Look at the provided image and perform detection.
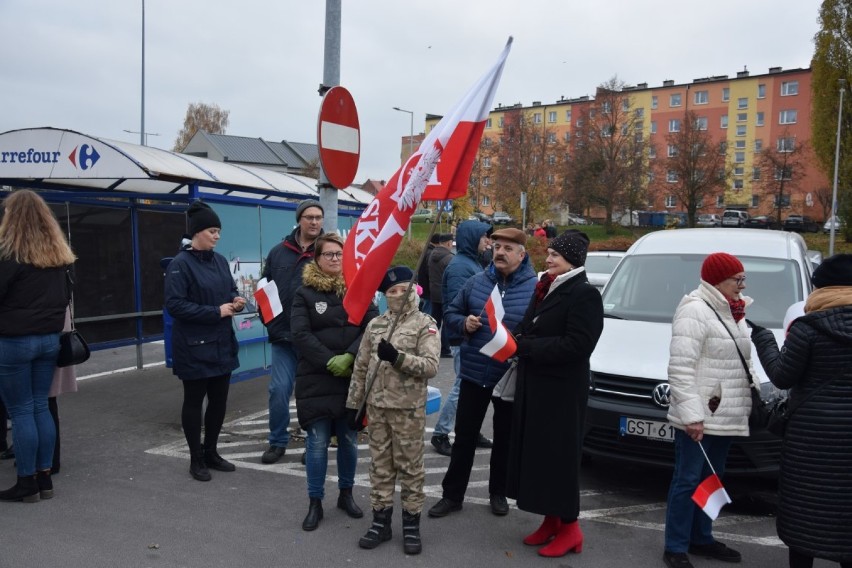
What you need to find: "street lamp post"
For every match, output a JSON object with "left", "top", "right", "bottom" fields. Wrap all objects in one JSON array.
[
  {"left": 392, "top": 106, "right": 414, "bottom": 161},
  {"left": 124, "top": 130, "right": 160, "bottom": 145},
  {"left": 140, "top": 0, "right": 146, "bottom": 146},
  {"left": 830, "top": 78, "right": 846, "bottom": 256}
]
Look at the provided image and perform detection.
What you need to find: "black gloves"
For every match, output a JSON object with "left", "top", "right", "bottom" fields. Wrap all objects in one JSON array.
[
  {"left": 515, "top": 337, "right": 533, "bottom": 358},
  {"left": 745, "top": 319, "right": 767, "bottom": 335},
  {"left": 346, "top": 408, "right": 365, "bottom": 432},
  {"left": 377, "top": 339, "right": 399, "bottom": 365}
]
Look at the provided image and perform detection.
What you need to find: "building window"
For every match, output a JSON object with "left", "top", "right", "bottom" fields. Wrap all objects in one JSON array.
[
  {"left": 735, "top": 151, "right": 745, "bottom": 163},
  {"left": 756, "top": 112, "right": 765, "bottom": 126},
  {"left": 548, "top": 111, "right": 557, "bottom": 123},
  {"left": 547, "top": 132, "right": 557, "bottom": 143},
  {"left": 547, "top": 174, "right": 555, "bottom": 184},
  {"left": 651, "top": 95, "right": 658, "bottom": 109},
  {"left": 779, "top": 110, "right": 798, "bottom": 124},
  {"left": 650, "top": 121, "right": 657, "bottom": 134},
  {"left": 721, "top": 115, "right": 728, "bottom": 128},
  {"left": 483, "top": 157, "right": 491, "bottom": 168},
  {"left": 635, "top": 120, "right": 644, "bottom": 130},
  {"left": 667, "top": 170, "right": 678, "bottom": 183},
  {"left": 754, "top": 139, "right": 763, "bottom": 152},
  {"left": 735, "top": 125, "right": 746, "bottom": 137},
  {"left": 695, "top": 116, "right": 708, "bottom": 130},
  {"left": 470, "top": 196, "right": 477, "bottom": 207},
  {"left": 734, "top": 166, "right": 744, "bottom": 176},
  {"left": 484, "top": 137, "right": 492, "bottom": 147},
  {"left": 752, "top": 195, "right": 760, "bottom": 208},
  {"left": 667, "top": 144, "right": 678, "bottom": 157},
  {"left": 737, "top": 97, "right": 748, "bottom": 109},
  {"left": 565, "top": 109, "right": 572, "bottom": 122},
  {"left": 775, "top": 166, "right": 793, "bottom": 181},
  {"left": 737, "top": 113, "right": 748, "bottom": 122},
  {"left": 533, "top": 134, "right": 541, "bottom": 144},
  {"left": 758, "top": 84, "right": 766, "bottom": 98},
  {"left": 498, "top": 117, "right": 504, "bottom": 128},
  {"left": 753, "top": 167, "right": 761, "bottom": 180},
  {"left": 781, "top": 81, "right": 799, "bottom": 96},
  {"left": 486, "top": 118, "right": 492, "bottom": 128},
  {"left": 670, "top": 93, "right": 682, "bottom": 107},
  {"left": 483, "top": 176, "right": 490, "bottom": 187},
  {"left": 716, "top": 195, "right": 725, "bottom": 207},
  {"left": 482, "top": 196, "right": 490, "bottom": 206},
  {"left": 601, "top": 101, "right": 612, "bottom": 114},
  {"left": 733, "top": 179, "right": 744, "bottom": 190},
  {"left": 777, "top": 137, "right": 796, "bottom": 152},
  {"left": 722, "top": 87, "right": 730, "bottom": 102},
  {"left": 669, "top": 119, "right": 681, "bottom": 132},
  {"left": 533, "top": 113, "right": 542, "bottom": 124},
  {"left": 548, "top": 154, "right": 556, "bottom": 165},
  {"left": 665, "top": 195, "right": 677, "bottom": 208},
  {"left": 735, "top": 140, "right": 746, "bottom": 149},
  {"left": 564, "top": 131, "right": 571, "bottom": 142},
  {"left": 635, "top": 107, "right": 645, "bottom": 118},
  {"left": 774, "top": 194, "right": 791, "bottom": 207},
  {"left": 694, "top": 91, "right": 709, "bottom": 105},
  {"left": 649, "top": 146, "right": 657, "bottom": 159},
  {"left": 719, "top": 141, "right": 728, "bottom": 154},
  {"left": 576, "top": 119, "right": 584, "bottom": 127}
]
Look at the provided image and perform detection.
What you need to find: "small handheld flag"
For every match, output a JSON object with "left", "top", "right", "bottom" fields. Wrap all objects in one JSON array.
[
  {"left": 253, "top": 278, "right": 282, "bottom": 324},
  {"left": 691, "top": 441, "right": 732, "bottom": 520},
  {"left": 479, "top": 284, "right": 517, "bottom": 362}
]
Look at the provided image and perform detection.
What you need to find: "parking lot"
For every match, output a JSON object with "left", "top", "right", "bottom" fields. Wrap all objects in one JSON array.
[{"left": 0, "top": 345, "right": 807, "bottom": 568}]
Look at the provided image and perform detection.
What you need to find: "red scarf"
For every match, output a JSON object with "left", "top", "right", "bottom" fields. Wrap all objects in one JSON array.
[
  {"left": 728, "top": 298, "right": 745, "bottom": 322},
  {"left": 533, "top": 272, "right": 555, "bottom": 308}
]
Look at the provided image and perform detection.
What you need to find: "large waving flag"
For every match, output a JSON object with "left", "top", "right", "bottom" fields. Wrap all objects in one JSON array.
[
  {"left": 343, "top": 38, "right": 513, "bottom": 325},
  {"left": 479, "top": 284, "right": 517, "bottom": 362}
]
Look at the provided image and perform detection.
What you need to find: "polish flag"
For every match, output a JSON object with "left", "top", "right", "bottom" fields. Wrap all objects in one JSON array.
[
  {"left": 479, "top": 284, "right": 517, "bottom": 362},
  {"left": 691, "top": 474, "right": 731, "bottom": 520},
  {"left": 342, "top": 38, "right": 513, "bottom": 325},
  {"left": 253, "top": 278, "right": 282, "bottom": 324}
]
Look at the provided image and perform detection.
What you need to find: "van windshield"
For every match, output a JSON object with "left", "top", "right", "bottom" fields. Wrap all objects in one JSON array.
[{"left": 600, "top": 254, "right": 803, "bottom": 327}]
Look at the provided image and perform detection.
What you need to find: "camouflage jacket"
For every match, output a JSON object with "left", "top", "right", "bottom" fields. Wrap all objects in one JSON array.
[{"left": 347, "top": 289, "right": 440, "bottom": 410}]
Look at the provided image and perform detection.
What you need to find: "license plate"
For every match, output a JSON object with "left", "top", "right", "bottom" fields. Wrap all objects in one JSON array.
[{"left": 619, "top": 417, "right": 675, "bottom": 442}]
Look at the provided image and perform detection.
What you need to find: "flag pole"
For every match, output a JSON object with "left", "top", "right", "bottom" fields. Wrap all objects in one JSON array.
[{"left": 697, "top": 440, "right": 718, "bottom": 476}]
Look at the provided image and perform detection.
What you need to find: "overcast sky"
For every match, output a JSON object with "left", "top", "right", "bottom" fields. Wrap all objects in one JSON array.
[{"left": 0, "top": 0, "right": 823, "bottom": 185}]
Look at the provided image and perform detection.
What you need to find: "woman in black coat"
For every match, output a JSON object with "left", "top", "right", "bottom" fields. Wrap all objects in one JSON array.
[
  {"left": 165, "top": 201, "right": 244, "bottom": 482},
  {"left": 291, "top": 233, "right": 378, "bottom": 532},
  {"left": 750, "top": 254, "right": 852, "bottom": 568},
  {"left": 507, "top": 230, "right": 603, "bottom": 558}
]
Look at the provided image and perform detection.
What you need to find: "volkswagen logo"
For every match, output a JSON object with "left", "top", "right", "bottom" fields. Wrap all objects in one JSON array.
[{"left": 652, "top": 383, "right": 671, "bottom": 408}]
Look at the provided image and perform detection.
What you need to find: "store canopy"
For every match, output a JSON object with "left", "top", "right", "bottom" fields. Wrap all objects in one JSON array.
[{"left": 0, "top": 127, "right": 373, "bottom": 206}]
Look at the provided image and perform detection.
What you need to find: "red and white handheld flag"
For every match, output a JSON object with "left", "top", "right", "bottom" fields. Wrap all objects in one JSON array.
[
  {"left": 479, "top": 284, "right": 517, "bottom": 362},
  {"left": 253, "top": 278, "right": 282, "bottom": 324},
  {"left": 691, "top": 473, "right": 731, "bottom": 520},
  {"left": 342, "top": 38, "right": 513, "bottom": 325}
]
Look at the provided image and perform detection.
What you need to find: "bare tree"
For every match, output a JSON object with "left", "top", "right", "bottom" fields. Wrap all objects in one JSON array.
[
  {"left": 468, "top": 137, "right": 497, "bottom": 214},
  {"left": 173, "top": 102, "right": 230, "bottom": 152},
  {"left": 815, "top": 185, "right": 834, "bottom": 221},
  {"left": 754, "top": 130, "right": 809, "bottom": 222},
  {"left": 651, "top": 110, "right": 729, "bottom": 227}
]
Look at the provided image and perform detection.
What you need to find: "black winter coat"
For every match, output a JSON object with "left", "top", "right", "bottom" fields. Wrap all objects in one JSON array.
[
  {"left": 165, "top": 249, "right": 240, "bottom": 381},
  {"left": 751, "top": 305, "right": 852, "bottom": 562},
  {"left": 291, "top": 263, "right": 378, "bottom": 428},
  {"left": 262, "top": 228, "right": 319, "bottom": 344},
  {"left": 0, "top": 259, "right": 70, "bottom": 336},
  {"left": 506, "top": 270, "right": 603, "bottom": 519}
]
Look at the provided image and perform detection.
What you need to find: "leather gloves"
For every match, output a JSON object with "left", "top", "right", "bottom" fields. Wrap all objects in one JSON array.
[
  {"left": 745, "top": 319, "right": 767, "bottom": 335},
  {"left": 515, "top": 337, "right": 533, "bottom": 358},
  {"left": 377, "top": 339, "right": 399, "bottom": 365},
  {"left": 327, "top": 353, "right": 355, "bottom": 377}
]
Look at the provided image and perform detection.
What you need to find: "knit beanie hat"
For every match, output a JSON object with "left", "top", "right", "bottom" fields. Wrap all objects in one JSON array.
[
  {"left": 550, "top": 229, "right": 590, "bottom": 267},
  {"left": 186, "top": 201, "right": 221, "bottom": 235},
  {"left": 296, "top": 199, "right": 324, "bottom": 221},
  {"left": 701, "top": 252, "right": 744, "bottom": 285},
  {"left": 379, "top": 266, "right": 414, "bottom": 293},
  {"left": 811, "top": 253, "right": 852, "bottom": 288}
]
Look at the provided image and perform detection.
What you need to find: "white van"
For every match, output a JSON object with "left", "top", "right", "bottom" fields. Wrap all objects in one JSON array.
[{"left": 721, "top": 209, "right": 749, "bottom": 227}]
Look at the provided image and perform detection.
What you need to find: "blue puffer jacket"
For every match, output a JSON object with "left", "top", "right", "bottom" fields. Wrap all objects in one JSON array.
[
  {"left": 442, "top": 221, "right": 490, "bottom": 344},
  {"left": 444, "top": 255, "right": 537, "bottom": 388}
]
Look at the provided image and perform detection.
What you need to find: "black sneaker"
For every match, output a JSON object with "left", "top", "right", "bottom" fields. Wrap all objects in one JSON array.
[
  {"left": 663, "top": 551, "right": 695, "bottom": 568},
  {"left": 688, "top": 541, "right": 742, "bottom": 563},
  {"left": 427, "top": 498, "right": 462, "bottom": 518},
  {"left": 261, "top": 445, "right": 286, "bottom": 464},
  {"left": 431, "top": 435, "right": 452, "bottom": 456},
  {"left": 489, "top": 494, "right": 509, "bottom": 516},
  {"left": 475, "top": 433, "right": 493, "bottom": 449}
]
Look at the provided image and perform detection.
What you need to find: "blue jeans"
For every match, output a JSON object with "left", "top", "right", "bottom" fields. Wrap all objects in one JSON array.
[
  {"left": 0, "top": 334, "right": 60, "bottom": 476},
  {"left": 268, "top": 342, "right": 298, "bottom": 447},
  {"left": 420, "top": 298, "right": 432, "bottom": 316},
  {"left": 305, "top": 417, "right": 358, "bottom": 500},
  {"left": 664, "top": 430, "right": 732, "bottom": 553},
  {"left": 433, "top": 346, "right": 461, "bottom": 436}
]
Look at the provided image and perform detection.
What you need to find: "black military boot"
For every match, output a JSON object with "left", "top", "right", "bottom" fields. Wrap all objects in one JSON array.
[
  {"left": 337, "top": 487, "right": 363, "bottom": 518},
  {"left": 402, "top": 510, "right": 422, "bottom": 555},
  {"left": 359, "top": 507, "right": 393, "bottom": 549},
  {"left": 0, "top": 475, "right": 39, "bottom": 503},
  {"left": 36, "top": 470, "right": 54, "bottom": 499},
  {"left": 302, "top": 497, "right": 323, "bottom": 531},
  {"left": 189, "top": 450, "right": 211, "bottom": 482},
  {"left": 203, "top": 446, "right": 236, "bottom": 472}
]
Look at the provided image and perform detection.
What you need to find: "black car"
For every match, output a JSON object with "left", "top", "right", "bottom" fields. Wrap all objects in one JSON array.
[
  {"left": 744, "top": 215, "right": 779, "bottom": 229},
  {"left": 783, "top": 215, "right": 820, "bottom": 233}
]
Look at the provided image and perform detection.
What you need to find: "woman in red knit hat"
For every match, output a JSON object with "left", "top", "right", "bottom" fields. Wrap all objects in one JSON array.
[{"left": 662, "top": 252, "right": 755, "bottom": 568}]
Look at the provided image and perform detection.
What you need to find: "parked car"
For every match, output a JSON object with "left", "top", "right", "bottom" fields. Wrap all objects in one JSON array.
[
  {"left": 744, "top": 215, "right": 779, "bottom": 230},
  {"left": 584, "top": 228, "right": 818, "bottom": 475},
  {"left": 584, "top": 251, "right": 625, "bottom": 292},
  {"left": 567, "top": 213, "right": 588, "bottom": 225},
  {"left": 411, "top": 208, "right": 451, "bottom": 223},
  {"left": 491, "top": 211, "right": 514, "bottom": 225},
  {"left": 696, "top": 214, "right": 721, "bottom": 228},
  {"left": 468, "top": 211, "right": 492, "bottom": 223},
  {"left": 721, "top": 209, "right": 749, "bottom": 227},
  {"left": 783, "top": 214, "right": 820, "bottom": 233},
  {"left": 823, "top": 215, "right": 845, "bottom": 234}
]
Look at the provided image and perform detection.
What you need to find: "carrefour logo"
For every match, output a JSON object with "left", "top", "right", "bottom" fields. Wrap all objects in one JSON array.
[{"left": 0, "top": 144, "right": 101, "bottom": 170}]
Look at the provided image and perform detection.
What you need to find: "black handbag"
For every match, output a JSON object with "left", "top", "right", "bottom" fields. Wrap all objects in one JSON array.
[{"left": 56, "top": 267, "right": 90, "bottom": 368}]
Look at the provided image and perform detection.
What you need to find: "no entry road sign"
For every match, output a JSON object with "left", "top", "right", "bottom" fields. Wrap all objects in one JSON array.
[{"left": 317, "top": 86, "right": 360, "bottom": 189}]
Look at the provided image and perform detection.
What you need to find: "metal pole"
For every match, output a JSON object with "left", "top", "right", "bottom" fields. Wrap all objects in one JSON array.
[
  {"left": 141, "top": 0, "right": 145, "bottom": 146},
  {"left": 318, "top": 0, "right": 341, "bottom": 233},
  {"left": 830, "top": 78, "right": 845, "bottom": 256},
  {"left": 393, "top": 106, "right": 415, "bottom": 240}
]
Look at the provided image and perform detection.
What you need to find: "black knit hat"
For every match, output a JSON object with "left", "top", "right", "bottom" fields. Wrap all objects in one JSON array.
[
  {"left": 379, "top": 266, "right": 414, "bottom": 293},
  {"left": 296, "top": 199, "right": 324, "bottom": 221},
  {"left": 550, "top": 229, "right": 590, "bottom": 267},
  {"left": 186, "top": 201, "right": 221, "bottom": 235},
  {"left": 811, "top": 253, "right": 852, "bottom": 288}
]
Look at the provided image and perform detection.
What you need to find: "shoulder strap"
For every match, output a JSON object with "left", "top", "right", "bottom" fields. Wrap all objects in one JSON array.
[{"left": 702, "top": 299, "right": 752, "bottom": 383}]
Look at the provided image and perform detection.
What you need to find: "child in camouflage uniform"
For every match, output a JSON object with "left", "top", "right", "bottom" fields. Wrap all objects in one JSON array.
[{"left": 346, "top": 266, "right": 440, "bottom": 555}]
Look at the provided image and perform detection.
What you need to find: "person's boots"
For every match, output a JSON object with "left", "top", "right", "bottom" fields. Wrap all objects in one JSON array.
[
  {"left": 0, "top": 475, "right": 39, "bottom": 503},
  {"left": 337, "top": 487, "right": 363, "bottom": 518},
  {"left": 402, "top": 510, "right": 422, "bottom": 555},
  {"left": 302, "top": 497, "right": 323, "bottom": 531},
  {"left": 203, "top": 446, "right": 236, "bottom": 472},
  {"left": 359, "top": 507, "right": 393, "bottom": 549},
  {"left": 36, "top": 470, "right": 53, "bottom": 499},
  {"left": 538, "top": 520, "right": 583, "bottom": 557},
  {"left": 189, "top": 450, "right": 211, "bottom": 482},
  {"left": 523, "top": 515, "right": 561, "bottom": 545}
]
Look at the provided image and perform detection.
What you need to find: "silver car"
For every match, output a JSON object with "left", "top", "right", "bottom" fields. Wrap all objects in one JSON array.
[{"left": 584, "top": 251, "right": 625, "bottom": 292}]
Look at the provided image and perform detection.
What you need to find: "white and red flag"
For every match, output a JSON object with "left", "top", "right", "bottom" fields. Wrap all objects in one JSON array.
[
  {"left": 479, "top": 284, "right": 517, "bottom": 362},
  {"left": 691, "top": 473, "right": 731, "bottom": 520},
  {"left": 253, "top": 278, "right": 282, "bottom": 324},
  {"left": 342, "top": 38, "right": 513, "bottom": 325}
]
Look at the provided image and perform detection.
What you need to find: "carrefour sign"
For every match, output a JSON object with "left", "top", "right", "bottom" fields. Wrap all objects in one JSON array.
[{"left": 0, "top": 144, "right": 100, "bottom": 170}]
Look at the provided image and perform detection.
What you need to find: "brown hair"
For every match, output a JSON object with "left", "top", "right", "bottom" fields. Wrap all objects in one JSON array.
[
  {"left": 0, "top": 190, "right": 76, "bottom": 267},
  {"left": 314, "top": 232, "right": 345, "bottom": 259}
]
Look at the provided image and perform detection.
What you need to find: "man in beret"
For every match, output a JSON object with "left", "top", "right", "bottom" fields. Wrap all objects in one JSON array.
[
  {"left": 429, "top": 227, "right": 537, "bottom": 518},
  {"left": 260, "top": 199, "right": 325, "bottom": 464}
]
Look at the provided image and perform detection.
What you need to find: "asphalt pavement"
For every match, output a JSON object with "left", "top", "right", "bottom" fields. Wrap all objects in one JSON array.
[{"left": 0, "top": 344, "right": 813, "bottom": 568}]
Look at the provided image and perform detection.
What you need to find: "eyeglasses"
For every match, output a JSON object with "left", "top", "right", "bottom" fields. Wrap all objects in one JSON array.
[
  {"left": 302, "top": 215, "right": 324, "bottom": 222},
  {"left": 728, "top": 276, "right": 747, "bottom": 286},
  {"left": 320, "top": 251, "right": 343, "bottom": 260}
]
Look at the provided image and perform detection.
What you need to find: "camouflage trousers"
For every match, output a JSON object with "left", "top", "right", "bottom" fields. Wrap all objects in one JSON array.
[{"left": 366, "top": 404, "right": 426, "bottom": 513}]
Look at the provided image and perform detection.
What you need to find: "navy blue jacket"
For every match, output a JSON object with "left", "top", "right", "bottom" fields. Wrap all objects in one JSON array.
[
  {"left": 165, "top": 249, "right": 240, "bottom": 380},
  {"left": 442, "top": 220, "right": 490, "bottom": 344},
  {"left": 444, "top": 255, "right": 537, "bottom": 388}
]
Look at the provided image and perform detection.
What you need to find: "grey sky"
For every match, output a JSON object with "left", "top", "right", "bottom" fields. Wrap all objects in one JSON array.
[{"left": 0, "top": 0, "right": 822, "bottom": 186}]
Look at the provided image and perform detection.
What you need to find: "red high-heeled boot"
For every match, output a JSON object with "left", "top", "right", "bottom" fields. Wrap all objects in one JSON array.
[
  {"left": 523, "top": 515, "right": 561, "bottom": 545},
  {"left": 538, "top": 520, "right": 583, "bottom": 557}
]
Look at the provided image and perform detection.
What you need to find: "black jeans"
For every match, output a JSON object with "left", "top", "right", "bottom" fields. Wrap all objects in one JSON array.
[
  {"left": 181, "top": 374, "right": 231, "bottom": 453},
  {"left": 440, "top": 378, "right": 512, "bottom": 502}
]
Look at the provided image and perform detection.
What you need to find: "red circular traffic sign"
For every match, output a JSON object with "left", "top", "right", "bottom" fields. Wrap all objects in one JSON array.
[{"left": 317, "top": 86, "right": 360, "bottom": 189}]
